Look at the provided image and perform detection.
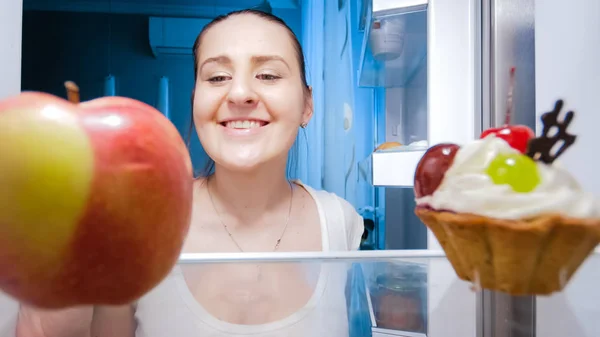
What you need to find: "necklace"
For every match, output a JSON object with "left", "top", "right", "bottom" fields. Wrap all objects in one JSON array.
[{"left": 207, "top": 178, "right": 294, "bottom": 280}]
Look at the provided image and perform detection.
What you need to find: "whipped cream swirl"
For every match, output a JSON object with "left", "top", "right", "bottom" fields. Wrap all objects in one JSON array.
[{"left": 416, "top": 135, "right": 600, "bottom": 219}]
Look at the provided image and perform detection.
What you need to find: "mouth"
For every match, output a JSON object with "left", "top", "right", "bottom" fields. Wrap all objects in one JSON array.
[{"left": 220, "top": 120, "right": 269, "bottom": 130}]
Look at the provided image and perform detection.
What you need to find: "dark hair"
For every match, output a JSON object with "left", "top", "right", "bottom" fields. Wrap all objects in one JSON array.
[{"left": 187, "top": 9, "right": 309, "bottom": 178}]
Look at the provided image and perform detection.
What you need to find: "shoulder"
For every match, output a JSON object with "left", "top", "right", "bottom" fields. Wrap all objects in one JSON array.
[
  {"left": 316, "top": 190, "right": 360, "bottom": 220},
  {"left": 299, "top": 182, "right": 357, "bottom": 217},
  {"left": 296, "top": 181, "right": 364, "bottom": 251}
]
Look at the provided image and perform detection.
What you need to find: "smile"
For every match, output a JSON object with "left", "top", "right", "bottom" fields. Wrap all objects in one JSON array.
[
  {"left": 221, "top": 120, "right": 269, "bottom": 129},
  {"left": 219, "top": 119, "right": 270, "bottom": 137}
]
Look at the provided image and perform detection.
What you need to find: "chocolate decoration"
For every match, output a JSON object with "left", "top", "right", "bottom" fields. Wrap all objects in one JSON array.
[{"left": 526, "top": 99, "right": 577, "bottom": 164}]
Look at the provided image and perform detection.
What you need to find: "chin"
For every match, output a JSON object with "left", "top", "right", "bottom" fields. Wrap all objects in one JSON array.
[
  {"left": 217, "top": 156, "right": 266, "bottom": 173},
  {"left": 204, "top": 139, "right": 287, "bottom": 174}
]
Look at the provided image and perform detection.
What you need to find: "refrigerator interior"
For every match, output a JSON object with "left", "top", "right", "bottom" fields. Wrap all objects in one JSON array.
[
  {"left": 16, "top": 0, "right": 431, "bottom": 252},
  {"left": 5, "top": 0, "right": 599, "bottom": 336},
  {"left": 355, "top": 0, "right": 429, "bottom": 250},
  {"left": 355, "top": 1, "right": 431, "bottom": 333},
  {"left": 380, "top": 42, "right": 428, "bottom": 251}
]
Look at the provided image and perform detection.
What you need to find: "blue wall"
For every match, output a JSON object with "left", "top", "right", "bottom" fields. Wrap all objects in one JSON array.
[
  {"left": 21, "top": 9, "right": 302, "bottom": 172},
  {"left": 317, "top": 0, "right": 374, "bottom": 209}
]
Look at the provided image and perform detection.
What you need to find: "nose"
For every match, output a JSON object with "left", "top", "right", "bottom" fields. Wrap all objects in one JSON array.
[{"left": 227, "top": 76, "right": 258, "bottom": 107}]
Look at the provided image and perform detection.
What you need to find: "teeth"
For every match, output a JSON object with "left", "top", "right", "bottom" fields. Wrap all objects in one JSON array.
[{"left": 225, "top": 120, "right": 262, "bottom": 129}]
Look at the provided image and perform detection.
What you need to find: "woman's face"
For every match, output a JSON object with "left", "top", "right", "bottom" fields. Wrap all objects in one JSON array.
[{"left": 193, "top": 14, "right": 312, "bottom": 173}]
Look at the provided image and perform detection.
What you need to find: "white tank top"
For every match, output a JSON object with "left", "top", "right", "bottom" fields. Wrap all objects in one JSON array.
[{"left": 134, "top": 182, "right": 364, "bottom": 337}]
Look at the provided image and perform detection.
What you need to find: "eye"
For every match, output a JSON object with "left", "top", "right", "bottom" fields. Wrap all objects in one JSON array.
[
  {"left": 208, "top": 75, "right": 230, "bottom": 83},
  {"left": 257, "top": 74, "right": 280, "bottom": 81}
]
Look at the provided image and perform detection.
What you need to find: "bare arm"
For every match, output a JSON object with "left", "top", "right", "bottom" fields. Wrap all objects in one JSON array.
[
  {"left": 91, "top": 305, "right": 136, "bottom": 337},
  {"left": 16, "top": 304, "right": 136, "bottom": 337},
  {"left": 16, "top": 305, "right": 93, "bottom": 337}
]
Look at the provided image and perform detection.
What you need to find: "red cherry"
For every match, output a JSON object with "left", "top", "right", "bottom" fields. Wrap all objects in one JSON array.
[
  {"left": 480, "top": 125, "right": 534, "bottom": 153},
  {"left": 414, "top": 143, "right": 460, "bottom": 198}
]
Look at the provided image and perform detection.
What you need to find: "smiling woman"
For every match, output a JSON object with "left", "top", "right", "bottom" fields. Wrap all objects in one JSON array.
[
  {"left": 16, "top": 8, "right": 364, "bottom": 337},
  {"left": 188, "top": 9, "right": 311, "bottom": 178},
  {"left": 129, "top": 9, "right": 364, "bottom": 337}
]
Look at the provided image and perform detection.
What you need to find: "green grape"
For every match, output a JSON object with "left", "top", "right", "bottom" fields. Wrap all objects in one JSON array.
[{"left": 485, "top": 153, "right": 541, "bottom": 193}]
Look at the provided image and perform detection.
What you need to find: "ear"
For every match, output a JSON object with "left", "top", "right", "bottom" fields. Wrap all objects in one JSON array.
[{"left": 302, "top": 86, "right": 314, "bottom": 125}]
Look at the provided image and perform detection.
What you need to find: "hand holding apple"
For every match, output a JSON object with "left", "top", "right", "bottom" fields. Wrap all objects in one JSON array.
[{"left": 0, "top": 82, "right": 193, "bottom": 309}]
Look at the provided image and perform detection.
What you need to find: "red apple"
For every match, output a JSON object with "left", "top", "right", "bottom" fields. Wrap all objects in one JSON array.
[
  {"left": 414, "top": 143, "right": 460, "bottom": 198},
  {"left": 0, "top": 83, "right": 193, "bottom": 309},
  {"left": 480, "top": 124, "right": 534, "bottom": 153}
]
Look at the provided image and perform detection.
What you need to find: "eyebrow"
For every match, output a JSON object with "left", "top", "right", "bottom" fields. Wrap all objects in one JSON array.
[
  {"left": 251, "top": 55, "right": 290, "bottom": 70},
  {"left": 199, "top": 55, "right": 290, "bottom": 72}
]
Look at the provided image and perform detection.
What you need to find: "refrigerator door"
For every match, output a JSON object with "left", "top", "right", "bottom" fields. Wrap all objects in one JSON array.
[
  {"left": 367, "top": 0, "right": 479, "bottom": 189},
  {"left": 0, "top": 0, "right": 23, "bottom": 331},
  {"left": 357, "top": 0, "right": 431, "bottom": 252},
  {"left": 359, "top": 0, "right": 429, "bottom": 188},
  {"left": 364, "top": 0, "right": 480, "bottom": 206},
  {"left": 426, "top": 0, "right": 481, "bottom": 243},
  {"left": 427, "top": 1, "right": 481, "bottom": 337},
  {"left": 481, "top": 0, "right": 536, "bottom": 132},
  {"left": 535, "top": 0, "right": 600, "bottom": 336},
  {"left": 360, "top": 0, "right": 482, "bottom": 334},
  {"left": 479, "top": 1, "right": 536, "bottom": 337},
  {"left": 0, "top": 0, "right": 22, "bottom": 100}
]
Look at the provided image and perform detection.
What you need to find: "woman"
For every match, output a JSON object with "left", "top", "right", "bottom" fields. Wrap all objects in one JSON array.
[{"left": 16, "top": 9, "right": 364, "bottom": 337}]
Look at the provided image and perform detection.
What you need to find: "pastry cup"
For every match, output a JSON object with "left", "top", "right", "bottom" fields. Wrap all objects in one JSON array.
[{"left": 415, "top": 207, "right": 600, "bottom": 295}]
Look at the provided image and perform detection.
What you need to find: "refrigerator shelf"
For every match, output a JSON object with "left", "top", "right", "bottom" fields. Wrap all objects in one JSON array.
[
  {"left": 359, "top": 145, "right": 427, "bottom": 187},
  {"left": 372, "top": 149, "right": 425, "bottom": 187},
  {"left": 358, "top": 0, "right": 428, "bottom": 88}
]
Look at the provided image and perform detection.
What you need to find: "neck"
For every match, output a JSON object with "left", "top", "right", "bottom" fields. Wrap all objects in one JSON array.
[{"left": 209, "top": 161, "right": 292, "bottom": 214}]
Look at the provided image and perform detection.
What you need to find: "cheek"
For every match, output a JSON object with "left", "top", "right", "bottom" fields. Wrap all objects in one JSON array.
[
  {"left": 261, "top": 88, "right": 305, "bottom": 123},
  {"left": 193, "top": 89, "right": 222, "bottom": 124}
]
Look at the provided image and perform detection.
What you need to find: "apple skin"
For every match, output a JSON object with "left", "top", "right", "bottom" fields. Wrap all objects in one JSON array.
[
  {"left": 0, "top": 92, "right": 193, "bottom": 309},
  {"left": 414, "top": 143, "right": 460, "bottom": 198}
]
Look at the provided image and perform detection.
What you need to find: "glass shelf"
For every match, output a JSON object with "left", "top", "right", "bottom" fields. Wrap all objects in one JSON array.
[
  {"left": 178, "top": 249, "right": 599, "bottom": 337},
  {"left": 1, "top": 249, "right": 598, "bottom": 336},
  {"left": 176, "top": 250, "right": 464, "bottom": 337},
  {"left": 358, "top": 0, "right": 428, "bottom": 88}
]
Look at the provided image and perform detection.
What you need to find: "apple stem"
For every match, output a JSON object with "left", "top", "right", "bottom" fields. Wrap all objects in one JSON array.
[
  {"left": 64, "top": 81, "right": 80, "bottom": 104},
  {"left": 505, "top": 67, "right": 516, "bottom": 125}
]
